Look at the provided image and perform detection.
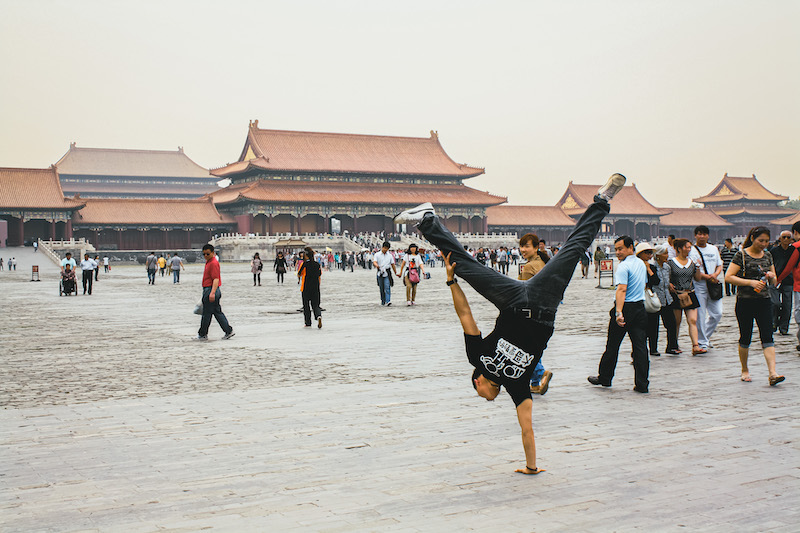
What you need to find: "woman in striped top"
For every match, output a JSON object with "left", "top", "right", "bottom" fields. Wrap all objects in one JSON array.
[{"left": 669, "top": 238, "right": 704, "bottom": 355}]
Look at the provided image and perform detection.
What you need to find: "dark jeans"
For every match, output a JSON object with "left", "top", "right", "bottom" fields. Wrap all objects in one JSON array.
[
  {"left": 302, "top": 288, "right": 322, "bottom": 326},
  {"left": 773, "top": 283, "right": 793, "bottom": 333},
  {"left": 173, "top": 270, "right": 180, "bottom": 283},
  {"left": 598, "top": 301, "right": 649, "bottom": 391},
  {"left": 646, "top": 306, "right": 678, "bottom": 353},
  {"left": 736, "top": 297, "right": 774, "bottom": 349},
  {"left": 277, "top": 271, "right": 284, "bottom": 283},
  {"left": 417, "top": 195, "right": 610, "bottom": 321},
  {"left": 199, "top": 287, "right": 232, "bottom": 337},
  {"left": 147, "top": 268, "right": 156, "bottom": 284},
  {"left": 82, "top": 270, "right": 93, "bottom": 294},
  {"left": 725, "top": 282, "right": 736, "bottom": 296}
]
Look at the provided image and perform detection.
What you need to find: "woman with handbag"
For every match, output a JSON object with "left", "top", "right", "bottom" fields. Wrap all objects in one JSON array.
[
  {"left": 725, "top": 226, "right": 785, "bottom": 386},
  {"left": 251, "top": 253, "right": 263, "bottom": 286},
  {"left": 669, "top": 238, "right": 704, "bottom": 355},
  {"left": 397, "top": 243, "right": 425, "bottom": 306},
  {"left": 635, "top": 243, "right": 664, "bottom": 356},
  {"left": 653, "top": 244, "right": 679, "bottom": 354}
]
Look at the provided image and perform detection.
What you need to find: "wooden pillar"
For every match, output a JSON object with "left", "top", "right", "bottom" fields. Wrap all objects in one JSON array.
[
  {"left": 186, "top": 229, "right": 192, "bottom": 249},
  {"left": 141, "top": 230, "right": 147, "bottom": 250},
  {"left": 296, "top": 215, "right": 302, "bottom": 235},
  {"left": 17, "top": 216, "right": 25, "bottom": 245},
  {"left": 65, "top": 220, "right": 73, "bottom": 239},
  {"left": 118, "top": 230, "right": 124, "bottom": 250},
  {"left": 353, "top": 215, "right": 358, "bottom": 233},
  {"left": 324, "top": 216, "right": 330, "bottom": 234},
  {"left": 268, "top": 215, "right": 273, "bottom": 235},
  {"left": 50, "top": 220, "right": 56, "bottom": 240},
  {"left": 94, "top": 229, "right": 100, "bottom": 248},
  {"left": 235, "top": 214, "right": 252, "bottom": 235}
]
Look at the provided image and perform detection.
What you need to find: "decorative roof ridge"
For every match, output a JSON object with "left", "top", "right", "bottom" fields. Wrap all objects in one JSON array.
[
  {"left": 54, "top": 143, "right": 211, "bottom": 175},
  {"left": 0, "top": 166, "right": 58, "bottom": 173},
  {"left": 80, "top": 197, "right": 214, "bottom": 204}
]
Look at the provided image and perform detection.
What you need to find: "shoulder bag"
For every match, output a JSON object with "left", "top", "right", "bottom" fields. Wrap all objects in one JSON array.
[
  {"left": 644, "top": 288, "right": 661, "bottom": 313},
  {"left": 694, "top": 245, "right": 723, "bottom": 300}
]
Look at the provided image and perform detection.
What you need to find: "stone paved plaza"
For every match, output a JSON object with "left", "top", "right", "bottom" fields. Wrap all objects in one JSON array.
[{"left": 1, "top": 246, "right": 798, "bottom": 532}]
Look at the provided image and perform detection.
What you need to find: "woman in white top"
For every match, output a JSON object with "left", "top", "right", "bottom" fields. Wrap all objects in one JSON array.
[{"left": 397, "top": 243, "right": 426, "bottom": 306}]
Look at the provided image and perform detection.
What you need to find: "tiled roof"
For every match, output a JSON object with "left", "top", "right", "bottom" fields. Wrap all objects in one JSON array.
[
  {"left": 487, "top": 205, "right": 576, "bottom": 227},
  {"left": 771, "top": 211, "right": 800, "bottom": 226},
  {"left": 557, "top": 182, "right": 665, "bottom": 216},
  {"left": 710, "top": 206, "right": 793, "bottom": 217},
  {"left": 0, "top": 167, "right": 85, "bottom": 210},
  {"left": 55, "top": 144, "right": 215, "bottom": 179},
  {"left": 60, "top": 180, "right": 219, "bottom": 198},
  {"left": 207, "top": 179, "right": 506, "bottom": 207},
  {"left": 658, "top": 208, "right": 733, "bottom": 227},
  {"left": 212, "top": 122, "right": 485, "bottom": 178},
  {"left": 73, "top": 198, "right": 235, "bottom": 226},
  {"left": 693, "top": 174, "right": 788, "bottom": 203}
]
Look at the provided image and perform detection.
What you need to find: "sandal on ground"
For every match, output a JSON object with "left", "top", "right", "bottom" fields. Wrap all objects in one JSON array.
[
  {"left": 692, "top": 345, "right": 707, "bottom": 355},
  {"left": 740, "top": 375, "right": 752, "bottom": 382},
  {"left": 769, "top": 375, "right": 785, "bottom": 386}
]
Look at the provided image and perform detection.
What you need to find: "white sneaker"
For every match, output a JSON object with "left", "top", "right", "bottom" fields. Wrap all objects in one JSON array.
[
  {"left": 597, "top": 173, "right": 626, "bottom": 201},
  {"left": 407, "top": 301, "right": 412, "bottom": 306},
  {"left": 393, "top": 202, "right": 435, "bottom": 225}
]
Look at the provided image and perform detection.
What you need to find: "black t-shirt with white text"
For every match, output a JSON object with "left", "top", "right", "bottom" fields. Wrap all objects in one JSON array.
[{"left": 464, "top": 310, "right": 553, "bottom": 406}]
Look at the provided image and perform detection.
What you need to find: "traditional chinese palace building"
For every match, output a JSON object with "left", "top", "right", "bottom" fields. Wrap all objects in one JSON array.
[
  {"left": 55, "top": 144, "right": 220, "bottom": 199},
  {"left": 657, "top": 207, "right": 732, "bottom": 242},
  {"left": 0, "top": 167, "right": 84, "bottom": 246},
  {"left": 71, "top": 198, "right": 235, "bottom": 250},
  {"left": 486, "top": 206, "right": 576, "bottom": 242},
  {"left": 208, "top": 121, "right": 507, "bottom": 235},
  {"left": 693, "top": 174, "right": 795, "bottom": 236},
  {"left": 556, "top": 182, "right": 665, "bottom": 240}
]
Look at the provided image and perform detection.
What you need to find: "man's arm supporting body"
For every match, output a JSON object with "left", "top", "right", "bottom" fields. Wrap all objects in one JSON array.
[{"left": 445, "top": 253, "right": 544, "bottom": 475}]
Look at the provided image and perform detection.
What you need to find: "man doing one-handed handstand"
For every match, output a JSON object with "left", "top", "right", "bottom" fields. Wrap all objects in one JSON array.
[{"left": 393, "top": 174, "right": 625, "bottom": 475}]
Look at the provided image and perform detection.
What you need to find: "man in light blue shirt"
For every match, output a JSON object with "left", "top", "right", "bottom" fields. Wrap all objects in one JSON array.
[{"left": 588, "top": 235, "right": 650, "bottom": 393}]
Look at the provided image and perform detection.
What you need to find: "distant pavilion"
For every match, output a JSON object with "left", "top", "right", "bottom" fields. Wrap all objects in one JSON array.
[
  {"left": 693, "top": 174, "right": 795, "bottom": 236},
  {"left": 658, "top": 207, "right": 733, "bottom": 242},
  {"left": 208, "top": 121, "right": 507, "bottom": 235},
  {"left": 556, "top": 182, "right": 665, "bottom": 240},
  {"left": 55, "top": 144, "right": 220, "bottom": 199},
  {"left": 486, "top": 206, "right": 575, "bottom": 242}
]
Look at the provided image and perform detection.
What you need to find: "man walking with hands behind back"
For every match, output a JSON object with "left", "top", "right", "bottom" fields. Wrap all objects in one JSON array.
[
  {"left": 588, "top": 236, "right": 649, "bottom": 393},
  {"left": 196, "top": 244, "right": 235, "bottom": 341}
]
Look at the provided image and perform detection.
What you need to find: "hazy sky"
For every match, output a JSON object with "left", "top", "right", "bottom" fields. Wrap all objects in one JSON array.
[{"left": 1, "top": 0, "right": 798, "bottom": 206}]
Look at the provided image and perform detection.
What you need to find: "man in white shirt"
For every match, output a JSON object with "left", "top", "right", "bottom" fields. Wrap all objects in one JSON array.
[
  {"left": 688, "top": 225, "right": 723, "bottom": 351},
  {"left": 80, "top": 253, "right": 97, "bottom": 295},
  {"left": 372, "top": 241, "right": 398, "bottom": 306}
]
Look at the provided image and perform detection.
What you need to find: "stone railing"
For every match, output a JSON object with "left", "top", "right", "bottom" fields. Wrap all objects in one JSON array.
[{"left": 38, "top": 238, "right": 95, "bottom": 267}]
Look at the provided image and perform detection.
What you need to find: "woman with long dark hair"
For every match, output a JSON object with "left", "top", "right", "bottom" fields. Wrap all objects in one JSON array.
[
  {"left": 669, "top": 238, "right": 703, "bottom": 355},
  {"left": 297, "top": 246, "right": 323, "bottom": 328},
  {"left": 274, "top": 251, "right": 288, "bottom": 283},
  {"left": 725, "top": 227, "right": 785, "bottom": 385}
]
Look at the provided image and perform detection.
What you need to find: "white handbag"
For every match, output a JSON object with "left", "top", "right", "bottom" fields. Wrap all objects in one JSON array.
[{"left": 644, "top": 288, "right": 661, "bottom": 313}]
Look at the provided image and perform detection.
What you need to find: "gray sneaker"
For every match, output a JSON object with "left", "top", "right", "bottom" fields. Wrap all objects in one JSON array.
[
  {"left": 222, "top": 331, "right": 235, "bottom": 340},
  {"left": 194, "top": 335, "right": 208, "bottom": 341},
  {"left": 393, "top": 202, "right": 435, "bottom": 225},
  {"left": 597, "top": 173, "right": 626, "bottom": 202}
]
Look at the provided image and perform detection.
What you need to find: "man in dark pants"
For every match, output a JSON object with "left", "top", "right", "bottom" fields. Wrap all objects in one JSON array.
[
  {"left": 80, "top": 253, "right": 95, "bottom": 295},
  {"left": 298, "top": 246, "right": 323, "bottom": 328},
  {"left": 588, "top": 235, "right": 649, "bottom": 392},
  {"left": 720, "top": 238, "right": 737, "bottom": 296},
  {"left": 395, "top": 173, "right": 623, "bottom": 475},
  {"left": 196, "top": 244, "right": 235, "bottom": 341},
  {"left": 769, "top": 231, "right": 794, "bottom": 335}
]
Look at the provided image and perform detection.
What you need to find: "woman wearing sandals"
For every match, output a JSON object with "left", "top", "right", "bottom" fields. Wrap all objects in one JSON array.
[
  {"left": 725, "top": 226, "right": 785, "bottom": 386},
  {"left": 668, "top": 238, "right": 704, "bottom": 355}
]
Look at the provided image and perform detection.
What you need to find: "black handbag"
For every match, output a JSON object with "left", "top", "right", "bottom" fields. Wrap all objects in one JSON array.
[{"left": 694, "top": 245, "right": 723, "bottom": 300}]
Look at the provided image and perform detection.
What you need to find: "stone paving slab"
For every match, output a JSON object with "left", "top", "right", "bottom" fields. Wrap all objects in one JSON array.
[{"left": 1, "top": 245, "right": 798, "bottom": 532}]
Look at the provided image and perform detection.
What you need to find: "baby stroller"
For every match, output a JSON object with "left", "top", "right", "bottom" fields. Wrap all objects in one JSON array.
[{"left": 60, "top": 268, "right": 77, "bottom": 296}]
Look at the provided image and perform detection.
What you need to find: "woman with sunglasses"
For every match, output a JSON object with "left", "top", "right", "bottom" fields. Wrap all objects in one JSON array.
[{"left": 725, "top": 227, "right": 785, "bottom": 385}]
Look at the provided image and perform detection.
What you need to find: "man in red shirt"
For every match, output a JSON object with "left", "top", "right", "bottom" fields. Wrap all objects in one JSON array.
[
  {"left": 197, "top": 244, "right": 235, "bottom": 341},
  {"left": 776, "top": 221, "right": 800, "bottom": 352}
]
